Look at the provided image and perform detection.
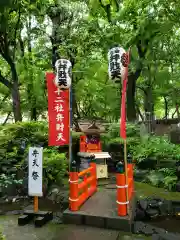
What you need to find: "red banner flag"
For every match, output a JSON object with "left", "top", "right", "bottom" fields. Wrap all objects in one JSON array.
[{"left": 46, "top": 72, "right": 69, "bottom": 146}]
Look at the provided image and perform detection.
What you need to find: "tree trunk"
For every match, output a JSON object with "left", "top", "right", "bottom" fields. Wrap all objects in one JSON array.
[
  {"left": 11, "top": 80, "right": 22, "bottom": 122},
  {"left": 144, "top": 85, "right": 154, "bottom": 133},
  {"left": 136, "top": 103, "right": 144, "bottom": 122},
  {"left": 176, "top": 104, "right": 180, "bottom": 118},
  {"left": 126, "top": 69, "right": 141, "bottom": 121},
  {"left": 0, "top": 52, "right": 22, "bottom": 122},
  {"left": 144, "top": 86, "right": 154, "bottom": 116},
  {"left": 27, "top": 16, "right": 37, "bottom": 121},
  {"left": 163, "top": 96, "right": 168, "bottom": 119},
  {"left": 127, "top": 76, "right": 136, "bottom": 121},
  {"left": 172, "top": 103, "right": 180, "bottom": 118},
  {"left": 10, "top": 62, "right": 22, "bottom": 122}
]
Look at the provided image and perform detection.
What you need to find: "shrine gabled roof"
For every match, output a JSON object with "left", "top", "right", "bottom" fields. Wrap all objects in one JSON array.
[
  {"left": 78, "top": 120, "right": 106, "bottom": 133},
  {"left": 87, "top": 122, "right": 100, "bottom": 130}
]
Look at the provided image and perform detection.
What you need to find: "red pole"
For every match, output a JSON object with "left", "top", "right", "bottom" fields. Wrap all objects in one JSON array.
[
  {"left": 127, "top": 155, "right": 134, "bottom": 198},
  {"left": 69, "top": 161, "right": 79, "bottom": 211},
  {"left": 116, "top": 162, "right": 128, "bottom": 216},
  {"left": 83, "top": 174, "right": 88, "bottom": 198},
  {"left": 90, "top": 162, "right": 97, "bottom": 190},
  {"left": 120, "top": 50, "right": 131, "bottom": 215},
  {"left": 90, "top": 157, "right": 97, "bottom": 191}
]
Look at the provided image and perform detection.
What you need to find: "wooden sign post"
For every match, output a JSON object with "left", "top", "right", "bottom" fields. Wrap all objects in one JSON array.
[
  {"left": 18, "top": 147, "right": 53, "bottom": 227},
  {"left": 28, "top": 147, "right": 43, "bottom": 213}
]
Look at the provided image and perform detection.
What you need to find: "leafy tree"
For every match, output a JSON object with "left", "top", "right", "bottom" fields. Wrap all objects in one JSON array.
[
  {"left": 0, "top": 1, "right": 23, "bottom": 121},
  {"left": 1, "top": 0, "right": 180, "bottom": 123}
]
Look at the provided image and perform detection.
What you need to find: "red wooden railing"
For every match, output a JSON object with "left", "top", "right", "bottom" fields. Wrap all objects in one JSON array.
[
  {"left": 69, "top": 161, "right": 97, "bottom": 211},
  {"left": 69, "top": 158, "right": 135, "bottom": 217}
]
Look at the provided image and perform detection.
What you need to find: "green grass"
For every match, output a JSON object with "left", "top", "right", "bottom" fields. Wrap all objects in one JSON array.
[
  {"left": 117, "top": 232, "right": 151, "bottom": 239},
  {"left": 135, "top": 182, "right": 180, "bottom": 200}
]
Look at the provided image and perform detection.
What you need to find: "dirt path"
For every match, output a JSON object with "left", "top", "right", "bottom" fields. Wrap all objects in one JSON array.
[{"left": 0, "top": 215, "right": 150, "bottom": 240}]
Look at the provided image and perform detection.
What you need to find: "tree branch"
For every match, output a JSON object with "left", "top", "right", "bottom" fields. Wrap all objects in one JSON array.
[
  {"left": 0, "top": 71, "right": 12, "bottom": 89},
  {"left": 135, "top": 102, "right": 144, "bottom": 122},
  {"left": 0, "top": 93, "right": 10, "bottom": 108},
  {"left": 19, "top": 34, "right": 24, "bottom": 57},
  {"left": 2, "top": 111, "right": 11, "bottom": 125},
  {"left": 136, "top": 85, "right": 146, "bottom": 94},
  {"left": 99, "top": 0, "right": 112, "bottom": 23}
]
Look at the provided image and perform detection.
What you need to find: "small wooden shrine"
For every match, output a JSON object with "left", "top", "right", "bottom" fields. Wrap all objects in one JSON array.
[
  {"left": 79, "top": 122, "right": 104, "bottom": 152},
  {"left": 79, "top": 122, "right": 110, "bottom": 179}
]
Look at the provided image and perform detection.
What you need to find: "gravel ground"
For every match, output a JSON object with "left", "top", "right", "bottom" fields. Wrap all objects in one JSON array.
[{"left": 0, "top": 215, "right": 150, "bottom": 240}]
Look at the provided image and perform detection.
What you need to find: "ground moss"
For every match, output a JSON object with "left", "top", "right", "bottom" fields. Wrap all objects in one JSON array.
[{"left": 135, "top": 182, "right": 180, "bottom": 200}]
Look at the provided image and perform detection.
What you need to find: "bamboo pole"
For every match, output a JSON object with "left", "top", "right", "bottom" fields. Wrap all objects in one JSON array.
[
  {"left": 69, "top": 86, "right": 73, "bottom": 172},
  {"left": 124, "top": 50, "right": 130, "bottom": 218},
  {"left": 124, "top": 139, "right": 130, "bottom": 216}
]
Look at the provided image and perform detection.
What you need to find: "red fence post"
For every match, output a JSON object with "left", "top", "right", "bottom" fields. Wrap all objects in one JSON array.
[
  {"left": 90, "top": 157, "right": 97, "bottom": 191},
  {"left": 116, "top": 162, "right": 128, "bottom": 216},
  {"left": 127, "top": 155, "right": 134, "bottom": 198},
  {"left": 83, "top": 174, "right": 88, "bottom": 198},
  {"left": 69, "top": 160, "right": 79, "bottom": 211}
]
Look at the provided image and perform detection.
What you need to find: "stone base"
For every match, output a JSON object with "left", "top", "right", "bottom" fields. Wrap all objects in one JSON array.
[
  {"left": 63, "top": 209, "right": 131, "bottom": 232},
  {"left": 18, "top": 210, "right": 53, "bottom": 227},
  {"left": 18, "top": 214, "right": 34, "bottom": 226},
  {"left": 63, "top": 189, "right": 134, "bottom": 232}
]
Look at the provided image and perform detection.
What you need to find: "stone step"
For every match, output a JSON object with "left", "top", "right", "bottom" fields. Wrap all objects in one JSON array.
[{"left": 63, "top": 189, "right": 133, "bottom": 232}]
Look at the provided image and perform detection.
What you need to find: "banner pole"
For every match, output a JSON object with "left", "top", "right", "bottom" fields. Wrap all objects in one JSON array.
[
  {"left": 121, "top": 50, "right": 130, "bottom": 217},
  {"left": 124, "top": 138, "right": 129, "bottom": 215},
  {"left": 69, "top": 85, "right": 73, "bottom": 171},
  {"left": 34, "top": 196, "right": 38, "bottom": 213}
]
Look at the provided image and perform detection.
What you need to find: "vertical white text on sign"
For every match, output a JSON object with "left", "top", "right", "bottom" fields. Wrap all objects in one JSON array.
[{"left": 28, "top": 147, "right": 43, "bottom": 197}]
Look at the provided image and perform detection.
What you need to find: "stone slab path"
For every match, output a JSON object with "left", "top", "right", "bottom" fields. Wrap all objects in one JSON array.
[{"left": 0, "top": 215, "right": 150, "bottom": 240}]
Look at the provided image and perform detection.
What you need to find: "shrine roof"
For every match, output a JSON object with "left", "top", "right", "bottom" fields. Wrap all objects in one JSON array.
[{"left": 77, "top": 120, "right": 107, "bottom": 133}]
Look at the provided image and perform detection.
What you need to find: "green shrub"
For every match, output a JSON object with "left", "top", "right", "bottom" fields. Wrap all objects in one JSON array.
[
  {"left": 130, "top": 135, "right": 180, "bottom": 164},
  {"left": 103, "top": 122, "right": 140, "bottom": 152},
  {"left": 109, "top": 136, "right": 139, "bottom": 145},
  {"left": 131, "top": 135, "right": 180, "bottom": 191},
  {"left": 158, "top": 168, "right": 177, "bottom": 191},
  {"left": 107, "top": 122, "right": 140, "bottom": 139},
  {"left": 0, "top": 174, "right": 23, "bottom": 189},
  {"left": 144, "top": 168, "right": 177, "bottom": 191},
  {"left": 0, "top": 121, "right": 79, "bottom": 188},
  {"left": 0, "top": 121, "right": 49, "bottom": 175},
  {"left": 43, "top": 148, "right": 67, "bottom": 187},
  {"left": 145, "top": 170, "right": 164, "bottom": 187},
  {"left": 0, "top": 231, "right": 5, "bottom": 240},
  {"left": 105, "top": 123, "right": 180, "bottom": 191}
]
